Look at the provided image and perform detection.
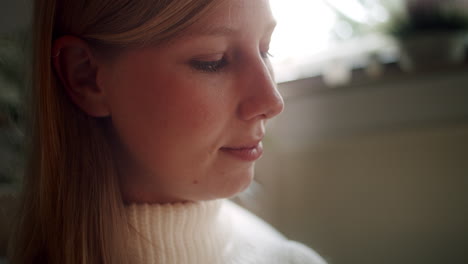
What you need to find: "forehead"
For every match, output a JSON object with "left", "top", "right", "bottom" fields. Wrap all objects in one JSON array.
[{"left": 187, "top": 0, "right": 275, "bottom": 35}]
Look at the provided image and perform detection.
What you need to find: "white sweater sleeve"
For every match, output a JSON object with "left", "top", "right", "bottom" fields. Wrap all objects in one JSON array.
[
  {"left": 224, "top": 200, "right": 328, "bottom": 264},
  {"left": 284, "top": 240, "right": 328, "bottom": 264}
]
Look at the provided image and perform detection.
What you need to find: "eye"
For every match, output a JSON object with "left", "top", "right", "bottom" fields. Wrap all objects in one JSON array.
[
  {"left": 260, "top": 51, "right": 273, "bottom": 60},
  {"left": 190, "top": 57, "right": 228, "bottom": 73}
]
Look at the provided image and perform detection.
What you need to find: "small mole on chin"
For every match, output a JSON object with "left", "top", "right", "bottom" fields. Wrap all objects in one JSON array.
[{"left": 193, "top": 180, "right": 199, "bottom": 184}]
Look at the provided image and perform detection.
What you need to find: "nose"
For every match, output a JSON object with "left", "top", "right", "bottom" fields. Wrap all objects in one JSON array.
[{"left": 237, "top": 58, "right": 285, "bottom": 121}]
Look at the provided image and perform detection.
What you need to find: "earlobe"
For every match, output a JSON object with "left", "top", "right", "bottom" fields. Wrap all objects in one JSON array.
[{"left": 52, "top": 35, "right": 111, "bottom": 117}]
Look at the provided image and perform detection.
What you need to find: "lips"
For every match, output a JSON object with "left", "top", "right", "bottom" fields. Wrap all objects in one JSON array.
[
  {"left": 222, "top": 140, "right": 261, "bottom": 150},
  {"left": 220, "top": 141, "right": 264, "bottom": 161}
]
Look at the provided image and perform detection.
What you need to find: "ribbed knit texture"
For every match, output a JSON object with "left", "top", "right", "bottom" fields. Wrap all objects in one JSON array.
[
  {"left": 125, "top": 199, "right": 327, "bottom": 264},
  {"left": 126, "top": 199, "right": 229, "bottom": 263}
]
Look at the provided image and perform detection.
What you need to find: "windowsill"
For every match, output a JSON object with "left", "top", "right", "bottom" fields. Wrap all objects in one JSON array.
[
  {"left": 273, "top": 33, "right": 468, "bottom": 95},
  {"left": 270, "top": 58, "right": 468, "bottom": 151},
  {"left": 278, "top": 60, "right": 468, "bottom": 100}
]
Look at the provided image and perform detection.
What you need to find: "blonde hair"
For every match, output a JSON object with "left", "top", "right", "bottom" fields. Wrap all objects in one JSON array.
[{"left": 8, "top": 0, "right": 219, "bottom": 263}]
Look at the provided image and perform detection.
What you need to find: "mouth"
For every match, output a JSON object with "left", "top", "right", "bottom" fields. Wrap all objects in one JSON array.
[
  {"left": 221, "top": 135, "right": 264, "bottom": 149},
  {"left": 220, "top": 141, "right": 264, "bottom": 161},
  {"left": 222, "top": 142, "right": 260, "bottom": 149}
]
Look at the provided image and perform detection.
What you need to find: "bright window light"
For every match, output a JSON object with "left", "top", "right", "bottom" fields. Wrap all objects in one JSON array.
[
  {"left": 269, "top": 0, "right": 396, "bottom": 83},
  {"left": 269, "top": 0, "right": 335, "bottom": 64}
]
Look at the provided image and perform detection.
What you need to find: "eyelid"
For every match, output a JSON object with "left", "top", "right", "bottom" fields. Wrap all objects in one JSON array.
[
  {"left": 191, "top": 53, "right": 224, "bottom": 61},
  {"left": 188, "top": 45, "right": 273, "bottom": 73},
  {"left": 260, "top": 44, "right": 273, "bottom": 59},
  {"left": 190, "top": 56, "right": 228, "bottom": 73},
  {"left": 262, "top": 51, "right": 273, "bottom": 58}
]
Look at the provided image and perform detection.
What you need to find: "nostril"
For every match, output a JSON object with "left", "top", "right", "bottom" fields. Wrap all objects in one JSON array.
[
  {"left": 237, "top": 87, "right": 284, "bottom": 121},
  {"left": 265, "top": 91, "right": 284, "bottom": 119}
]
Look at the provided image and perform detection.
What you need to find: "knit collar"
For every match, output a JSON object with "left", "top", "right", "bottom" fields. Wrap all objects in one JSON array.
[{"left": 125, "top": 199, "right": 231, "bottom": 263}]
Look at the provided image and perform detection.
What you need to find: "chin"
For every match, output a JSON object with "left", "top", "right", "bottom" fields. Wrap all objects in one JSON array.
[{"left": 216, "top": 167, "right": 255, "bottom": 199}]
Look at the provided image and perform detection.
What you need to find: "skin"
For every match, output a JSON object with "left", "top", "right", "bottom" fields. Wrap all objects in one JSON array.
[{"left": 53, "top": 0, "right": 284, "bottom": 204}]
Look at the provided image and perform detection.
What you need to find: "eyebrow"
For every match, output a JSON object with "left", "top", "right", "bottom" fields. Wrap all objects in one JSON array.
[{"left": 192, "top": 20, "right": 277, "bottom": 37}]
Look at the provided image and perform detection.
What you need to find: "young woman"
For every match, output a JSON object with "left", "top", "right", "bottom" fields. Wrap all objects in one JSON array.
[{"left": 9, "top": 0, "right": 327, "bottom": 263}]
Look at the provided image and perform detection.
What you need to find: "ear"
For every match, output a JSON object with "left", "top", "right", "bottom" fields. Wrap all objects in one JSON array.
[{"left": 52, "top": 35, "right": 110, "bottom": 117}]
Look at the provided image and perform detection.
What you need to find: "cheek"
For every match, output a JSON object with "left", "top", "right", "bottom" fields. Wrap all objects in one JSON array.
[{"left": 103, "top": 62, "right": 231, "bottom": 166}]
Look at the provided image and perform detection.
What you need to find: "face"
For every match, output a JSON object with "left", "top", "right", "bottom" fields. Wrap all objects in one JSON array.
[{"left": 98, "top": 0, "right": 284, "bottom": 203}]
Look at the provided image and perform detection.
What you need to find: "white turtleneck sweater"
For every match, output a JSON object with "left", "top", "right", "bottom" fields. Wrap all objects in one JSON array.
[{"left": 125, "top": 199, "right": 327, "bottom": 264}]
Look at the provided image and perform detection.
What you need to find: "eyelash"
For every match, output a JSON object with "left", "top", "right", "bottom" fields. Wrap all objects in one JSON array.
[
  {"left": 190, "top": 57, "right": 228, "bottom": 73},
  {"left": 190, "top": 51, "right": 273, "bottom": 73},
  {"left": 262, "top": 51, "right": 274, "bottom": 59}
]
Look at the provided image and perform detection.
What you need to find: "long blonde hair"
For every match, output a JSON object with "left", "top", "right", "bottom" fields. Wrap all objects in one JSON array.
[{"left": 9, "top": 0, "right": 219, "bottom": 263}]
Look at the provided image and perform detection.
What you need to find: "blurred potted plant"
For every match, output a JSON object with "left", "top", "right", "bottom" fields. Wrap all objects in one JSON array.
[
  {"left": 326, "top": 0, "right": 468, "bottom": 71},
  {"left": 383, "top": 0, "right": 468, "bottom": 71}
]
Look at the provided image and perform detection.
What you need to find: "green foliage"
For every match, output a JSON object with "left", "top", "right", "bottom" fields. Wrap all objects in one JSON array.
[
  {"left": 326, "top": 0, "right": 468, "bottom": 40},
  {"left": 385, "top": 5, "right": 468, "bottom": 38},
  {"left": 326, "top": 0, "right": 407, "bottom": 40}
]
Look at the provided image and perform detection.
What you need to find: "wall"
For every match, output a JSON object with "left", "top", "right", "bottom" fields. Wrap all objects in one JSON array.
[{"left": 240, "top": 65, "right": 468, "bottom": 264}]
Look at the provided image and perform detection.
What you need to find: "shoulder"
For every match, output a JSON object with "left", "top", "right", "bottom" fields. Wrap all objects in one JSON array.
[
  {"left": 221, "top": 200, "right": 327, "bottom": 264},
  {"left": 283, "top": 240, "right": 328, "bottom": 264},
  {"left": 221, "top": 200, "right": 285, "bottom": 241}
]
